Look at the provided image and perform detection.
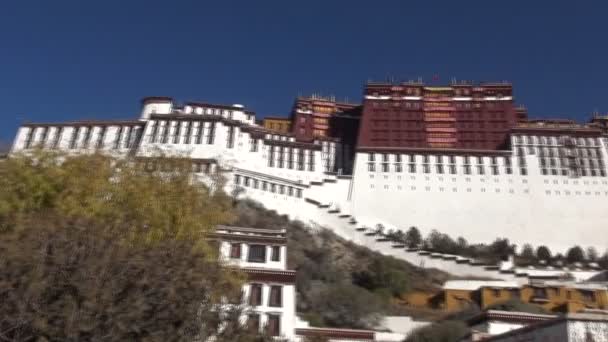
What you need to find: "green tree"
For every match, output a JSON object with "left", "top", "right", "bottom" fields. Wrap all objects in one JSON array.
[
  {"left": 310, "top": 284, "right": 384, "bottom": 329},
  {"left": 566, "top": 246, "right": 585, "bottom": 264},
  {"left": 0, "top": 151, "right": 234, "bottom": 241},
  {"left": 536, "top": 245, "right": 552, "bottom": 261},
  {"left": 0, "top": 151, "right": 264, "bottom": 341},
  {"left": 586, "top": 247, "right": 598, "bottom": 261},
  {"left": 520, "top": 244, "right": 536, "bottom": 264},
  {"left": 404, "top": 320, "right": 468, "bottom": 342},
  {"left": 488, "top": 238, "right": 515, "bottom": 259},
  {"left": 599, "top": 250, "right": 608, "bottom": 269},
  {"left": 456, "top": 237, "right": 468, "bottom": 253},
  {"left": 405, "top": 226, "right": 422, "bottom": 248},
  {"left": 352, "top": 257, "right": 410, "bottom": 297}
]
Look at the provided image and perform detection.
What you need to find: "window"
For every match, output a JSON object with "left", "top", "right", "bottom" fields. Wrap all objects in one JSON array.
[
  {"left": 510, "top": 289, "right": 520, "bottom": 299},
  {"left": 23, "top": 127, "right": 35, "bottom": 149},
  {"left": 195, "top": 122, "right": 204, "bottom": 144},
  {"left": 247, "top": 314, "right": 260, "bottom": 333},
  {"left": 230, "top": 243, "right": 241, "bottom": 259},
  {"left": 287, "top": 147, "right": 294, "bottom": 169},
  {"left": 308, "top": 151, "right": 315, "bottom": 171},
  {"left": 226, "top": 126, "right": 235, "bottom": 148},
  {"left": 112, "top": 126, "right": 123, "bottom": 149},
  {"left": 277, "top": 146, "right": 284, "bottom": 168},
  {"left": 271, "top": 246, "right": 281, "bottom": 262},
  {"left": 581, "top": 290, "right": 595, "bottom": 302},
  {"left": 533, "top": 287, "right": 547, "bottom": 299},
  {"left": 207, "top": 122, "right": 216, "bottom": 144},
  {"left": 39, "top": 127, "right": 49, "bottom": 147},
  {"left": 298, "top": 149, "right": 305, "bottom": 170},
  {"left": 248, "top": 245, "right": 266, "bottom": 263},
  {"left": 266, "top": 314, "right": 280, "bottom": 336},
  {"left": 149, "top": 121, "right": 158, "bottom": 143},
  {"left": 172, "top": 121, "right": 181, "bottom": 143},
  {"left": 249, "top": 284, "right": 262, "bottom": 306},
  {"left": 184, "top": 122, "right": 192, "bottom": 144},
  {"left": 268, "top": 286, "right": 282, "bottom": 307},
  {"left": 69, "top": 127, "right": 79, "bottom": 149},
  {"left": 53, "top": 127, "right": 64, "bottom": 149},
  {"left": 160, "top": 122, "right": 169, "bottom": 144}
]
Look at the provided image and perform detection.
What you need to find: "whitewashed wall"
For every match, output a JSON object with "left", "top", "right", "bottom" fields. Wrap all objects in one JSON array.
[{"left": 349, "top": 151, "right": 608, "bottom": 252}]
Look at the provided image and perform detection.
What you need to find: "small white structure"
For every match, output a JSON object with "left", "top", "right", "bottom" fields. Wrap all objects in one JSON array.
[
  {"left": 9, "top": 96, "right": 608, "bottom": 280},
  {"left": 213, "top": 225, "right": 297, "bottom": 340},
  {"left": 461, "top": 310, "right": 557, "bottom": 341},
  {"left": 475, "top": 312, "right": 608, "bottom": 342}
]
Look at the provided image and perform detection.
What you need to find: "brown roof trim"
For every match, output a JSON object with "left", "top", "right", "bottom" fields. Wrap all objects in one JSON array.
[
  {"left": 481, "top": 317, "right": 565, "bottom": 341},
  {"left": 209, "top": 232, "right": 287, "bottom": 245},
  {"left": 216, "top": 225, "right": 286, "bottom": 236},
  {"left": 295, "top": 327, "right": 375, "bottom": 340},
  {"left": 134, "top": 156, "right": 218, "bottom": 164},
  {"left": 357, "top": 146, "right": 512, "bottom": 155},
  {"left": 242, "top": 268, "right": 296, "bottom": 283},
  {"left": 149, "top": 114, "right": 260, "bottom": 132},
  {"left": 264, "top": 139, "right": 322, "bottom": 150},
  {"left": 511, "top": 127, "right": 602, "bottom": 136},
  {"left": 22, "top": 120, "right": 144, "bottom": 127},
  {"left": 142, "top": 96, "right": 173, "bottom": 104},
  {"left": 240, "top": 125, "right": 296, "bottom": 138},
  {"left": 263, "top": 116, "right": 291, "bottom": 121},
  {"left": 467, "top": 311, "right": 556, "bottom": 326},
  {"left": 150, "top": 113, "right": 225, "bottom": 122}
]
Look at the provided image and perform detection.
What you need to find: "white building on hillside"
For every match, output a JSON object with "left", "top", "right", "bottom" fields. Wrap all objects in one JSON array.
[{"left": 9, "top": 94, "right": 608, "bottom": 279}]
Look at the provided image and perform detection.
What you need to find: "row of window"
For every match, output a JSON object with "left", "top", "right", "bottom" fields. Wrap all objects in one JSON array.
[
  {"left": 229, "top": 243, "right": 281, "bottom": 263},
  {"left": 539, "top": 156, "right": 605, "bottom": 168},
  {"left": 234, "top": 175, "right": 303, "bottom": 198},
  {"left": 371, "top": 101, "right": 507, "bottom": 110},
  {"left": 367, "top": 162, "right": 520, "bottom": 176},
  {"left": 372, "top": 174, "right": 608, "bottom": 186},
  {"left": 517, "top": 146, "right": 603, "bottom": 159},
  {"left": 514, "top": 135, "right": 601, "bottom": 147},
  {"left": 267, "top": 146, "right": 315, "bottom": 172},
  {"left": 247, "top": 312, "right": 281, "bottom": 336},
  {"left": 368, "top": 184, "right": 608, "bottom": 196},
  {"left": 540, "top": 168, "right": 606, "bottom": 177},
  {"left": 247, "top": 284, "right": 282, "bottom": 308},
  {"left": 148, "top": 120, "right": 216, "bottom": 145},
  {"left": 182, "top": 105, "right": 234, "bottom": 118},
  {"left": 23, "top": 126, "right": 139, "bottom": 151},
  {"left": 368, "top": 154, "right": 515, "bottom": 166},
  {"left": 369, "top": 184, "right": 531, "bottom": 194}
]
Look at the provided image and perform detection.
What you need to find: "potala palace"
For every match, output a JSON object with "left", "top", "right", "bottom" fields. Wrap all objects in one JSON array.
[{"left": 9, "top": 81, "right": 608, "bottom": 278}]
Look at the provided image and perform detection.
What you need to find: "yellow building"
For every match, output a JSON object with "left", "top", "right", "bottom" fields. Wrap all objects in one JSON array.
[
  {"left": 440, "top": 280, "right": 608, "bottom": 313},
  {"left": 442, "top": 280, "right": 520, "bottom": 312},
  {"left": 262, "top": 116, "right": 291, "bottom": 133}
]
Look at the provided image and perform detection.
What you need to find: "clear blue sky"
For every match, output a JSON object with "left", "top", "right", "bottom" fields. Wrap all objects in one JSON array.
[{"left": 1, "top": 0, "right": 607, "bottom": 143}]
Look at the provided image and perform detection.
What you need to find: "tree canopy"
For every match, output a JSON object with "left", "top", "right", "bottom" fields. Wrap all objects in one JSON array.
[{"left": 0, "top": 151, "right": 272, "bottom": 341}]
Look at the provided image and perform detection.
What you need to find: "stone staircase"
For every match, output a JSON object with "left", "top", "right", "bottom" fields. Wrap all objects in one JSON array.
[{"left": 232, "top": 168, "right": 603, "bottom": 283}]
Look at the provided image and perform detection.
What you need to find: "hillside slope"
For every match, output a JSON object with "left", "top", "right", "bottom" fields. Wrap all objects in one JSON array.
[{"left": 233, "top": 199, "right": 450, "bottom": 328}]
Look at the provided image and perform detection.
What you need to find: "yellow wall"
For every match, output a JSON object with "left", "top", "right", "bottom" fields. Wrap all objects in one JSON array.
[
  {"left": 444, "top": 289, "right": 476, "bottom": 312},
  {"left": 403, "top": 291, "right": 437, "bottom": 308},
  {"left": 263, "top": 118, "right": 291, "bottom": 133},
  {"left": 441, "top": 286, "right": 607, "bottom": 313},
  {"left": 480, "top": 288, "right": 520, "bottom": 308}
]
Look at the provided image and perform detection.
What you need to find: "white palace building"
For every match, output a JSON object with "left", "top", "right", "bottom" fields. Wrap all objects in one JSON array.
[{"left": 9, "top": 81, "right": 608, "bottom": 280}]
